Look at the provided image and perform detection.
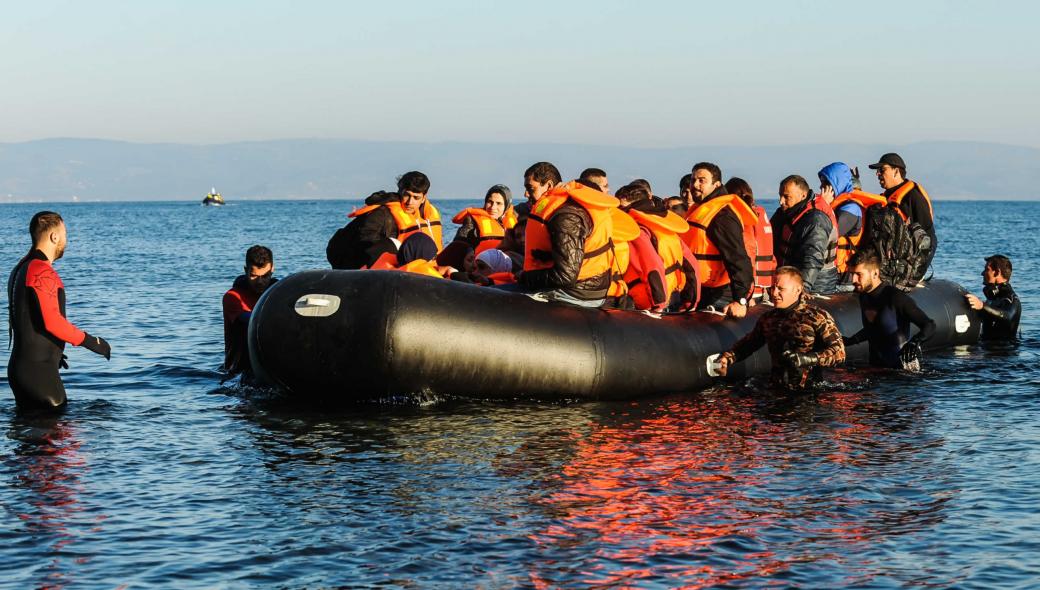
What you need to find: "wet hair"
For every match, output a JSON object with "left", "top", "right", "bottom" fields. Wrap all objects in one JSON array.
[
  {"left": 725, "top": 177, "right": 754, "bottom": 206},
  {"left": 246, "top": 245, "right": 273, "bottom": 268},
  {"left": 849, "top": 250, "right": 880, "bottom": 270},
  {"left": 29, "top": 211, "right": 64, "bottom": 244},
  {"left": 775, "top": 265, "right": 804, "bottom": 286},
  {"left": 985, "top": 254, "right": 1012, "bottom": 279},
  {"left": 679, "top": 173, "right": 692, "bottom": 193},
  {"left": 692, "top": 162, "right": 722, "bottom": 184},
  {"left": 524, "top": 162, "right": 562, "bottom": 185},
  {"left": 396, "top": 171, "right": 431, "bottom": 195},
  {"left": 779, "top": 174, "right": 811, "bottom": 194},
  {"left": 615, "top": 184, "right": 650, "bottom": 204},
  {"left": 579, "top": 167, "right": 607, "bottom": 182}
]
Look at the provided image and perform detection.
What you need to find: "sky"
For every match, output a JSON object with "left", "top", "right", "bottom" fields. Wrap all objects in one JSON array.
[{"left": 2, "top": 0, "right": 1037, "bottom": 148}]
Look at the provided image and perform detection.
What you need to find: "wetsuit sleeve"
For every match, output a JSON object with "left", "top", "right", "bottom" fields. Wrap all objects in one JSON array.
[
  {"left": 729, "top": 317, "right": 766, "bottom": 363},
  {"left": 894, "top": 291, "right": 935, "bottom": 343},
  {"left": 790, "top": 211, "right": 832, "bottom": 292},
  {"left": 452, "top": 216, "right": 479, "bottom": 247},
  {"left": 845, "top": 327, "right": 867, "bottom": 346},
  {"left": 813, "top": 309, "right": 846, "bottom": 367},
  {"left": 981, "top": 291, "right": 1020, "bottom": 322},
  {"left": 521, "top": 206, "right": 589, "bottom": 290},
  {"left": 707, "top": 209, "right": 753, "bottom": 301},
  {"left": 223, "top": 289, "right": 250, "bottom": 328},
  {"left": 27, "top": 260, "right": 85, "bottom": 346},
  {"left": 632, "top": 230, "right": 668, "bottom": 309}
]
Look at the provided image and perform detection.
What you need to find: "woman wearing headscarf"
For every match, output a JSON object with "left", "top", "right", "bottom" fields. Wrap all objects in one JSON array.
[{"left": 451, "top": 184, "right": 518, "bottom": 254}]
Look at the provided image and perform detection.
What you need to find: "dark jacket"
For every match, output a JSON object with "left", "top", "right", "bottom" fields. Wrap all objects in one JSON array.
[
  {"left": 452, "top": 216, "right": 480, "bottom": 250},
  {"left": 326, "top": 191, "right": 399, "bottom": 269},
  {"left": 885, "top": 180, "right": 935, "bottom": 234},
  {"left": 771, "top": 196, "right": 839, "bottom": 294},
  {"left": 699, "top": 186, "right": 754, "bottom": 305},
  {"left": 520, "top": 201, "right": 610, "bottom": 300},
  {"left": 979, "top": 282, "right": 1021, "bottom": 341}
]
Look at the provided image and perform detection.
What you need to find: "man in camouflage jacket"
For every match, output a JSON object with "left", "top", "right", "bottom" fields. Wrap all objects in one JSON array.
[{"left": 717, "top": 266, "right": 845, "bottom": 389}]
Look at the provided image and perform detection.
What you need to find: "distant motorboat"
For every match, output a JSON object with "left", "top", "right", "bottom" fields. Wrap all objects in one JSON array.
[{"left": 203, "top": 188, "right": 225, "bottom": 206}]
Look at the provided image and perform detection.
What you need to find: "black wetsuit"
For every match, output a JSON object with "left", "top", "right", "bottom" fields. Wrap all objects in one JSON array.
[
  {"left": 978, "top": 283, "right": 1021, "bottom": 341},
  {"left": 846, "top": 283, "right": 936, "bottom": 368},
  {"left": 7, "top": 250, "right": 83, "bottom": 409}
]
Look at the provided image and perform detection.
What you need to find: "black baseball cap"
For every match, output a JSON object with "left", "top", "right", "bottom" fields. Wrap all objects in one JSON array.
[{"left": 868, "top": 153, "right": 906, "bottom": 170}]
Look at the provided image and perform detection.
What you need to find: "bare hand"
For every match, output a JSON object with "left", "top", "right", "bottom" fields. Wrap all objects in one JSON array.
[
  {"left": 716, "top": 354, "right": 732, "bottom": 377},
  {"left": 723, "top": 301, "right": 747, "bottom": 319},
  {"left": 820, "top": 185, "right": 835, "bottom": 202},
  {"left": 965, "top": 293, "right": 983, "bottom": 310}
]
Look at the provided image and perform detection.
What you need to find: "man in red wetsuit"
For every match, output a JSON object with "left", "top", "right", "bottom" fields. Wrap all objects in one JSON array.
[
  {"left": 7, "top": 211, "right": 111, "bottom": 410},
  {"left": 222, "top": 245, "right": 277, "bottom": 379}
]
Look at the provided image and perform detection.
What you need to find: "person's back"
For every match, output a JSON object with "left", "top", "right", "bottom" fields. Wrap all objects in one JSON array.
[{"left": 326, "top": 190, "right": 398, "bottom": 269}]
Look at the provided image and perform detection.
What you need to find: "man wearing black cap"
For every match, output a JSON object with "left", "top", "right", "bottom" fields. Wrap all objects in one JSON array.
[{"left": 868, "top": 152, "right": 937, "bottom": 270}]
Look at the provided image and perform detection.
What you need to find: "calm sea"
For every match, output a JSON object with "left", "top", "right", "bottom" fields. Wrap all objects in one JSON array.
[{"left": 1, "top": 199, "right": 1037, "bottom": 588}]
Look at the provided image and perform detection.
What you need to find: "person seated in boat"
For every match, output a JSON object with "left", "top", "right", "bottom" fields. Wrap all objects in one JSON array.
[
  {"left": 497, "top": 211, "right": 527, "bottom": 273},
  {"left": 965, "top": 255, "right": 1021, "bottom": 342},
  {"left": 818, "top": 162, "right": 887, "bottom": 288},
  {"left": 579, "top": 168, "right": 610, "bottom": 194},
  {"left": 223, "top": 245, "right": 277, "bottom": 380},
  {"left": 326, "top": 171, "right": 443, "bottom": 269},
  {"left": 603, "top": 183, "right": 660, "bottom": 310},
  {"left": 844, "top": 251, "right": 935, "bottom": 370},
  {"left": 682, "top": 162, "right": 756, "bottom": 318},
  {"left": 677, "top": 173, "right": 694, "bottom": 214},
  {"left": 475, "top": 249, "right": 516, "bottom": 285},
  {"left": 452, "top": 184, "right": 516, "bottom": 254},
  {"left": 617, "top": 183, "right": 700, "bottom": 312},
  {"left": 366, "top": 233, "right": 453, "bottom": 279},
  {"left": 516, "top": 163, "right": 620, "bottom": 308},
  {"left": 770, "top": 175, "right": 840, "bottom": 294},
  {"left": 716, "top": 266, "right": 846, "bottom": 390},
  {"left": 725, "top": 177, "right": 775, "bottom": 303}
]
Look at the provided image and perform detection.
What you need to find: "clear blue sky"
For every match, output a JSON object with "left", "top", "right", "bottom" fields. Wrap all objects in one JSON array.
[{"left": 2, "top": 0, "right": 1036, "bottom": 147}]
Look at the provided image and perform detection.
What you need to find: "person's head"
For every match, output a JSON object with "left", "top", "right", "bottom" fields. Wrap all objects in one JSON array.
[
  {"left": 665, "top": 196, "right": 686, "bottom": 215},
  {"left": 983, "top": 255, "right": 1012, "bottom": 285},
  {"left": 523, "top": 162, "right": 562, "bottom": 202},
  {"left": 868, "top": 153, "right": 906, "bottom": 190},
  {"left": 691, "top": 162, "right": 722, "bottom": 201},
  {"left": 579, "top": 168, "right": 609, "bottom": 194},
  {"left": 817, "top": 162, "right": 854, "bottom": 203},
  {"left": 725, "top": 177, "right": 754, "bottom": 207},
  {"left": 483, "top": 184, "right": 511, "bottom": 220},
  {"left": 29, "top": 211, "right": 67, "bottom": 260},
  {"left": 397, "top": 171, "right": 430, "bottom": 214},
  {"left": 778, "top": 175, "right": 811, "bottom": 211},
  {"left": 849, "top": 251, "right": 882, "bottom": 294},
  {"left": 615, "top": 184, "right": 651, "bottom": 208},
  {"left": 772, "top": 266, "right": 804, "bottom": 309},
  {"left": 679, "top": 173, "right": 693, "bottom": 205},
  {"left": 475, "top": 248, "right": 512, "bottom": 277},
  {"left": 397, "top": 233, "right": 438, "bottom": 265},
  {"left": 244, "top": 245, "right": 275, "bottom": 294}
]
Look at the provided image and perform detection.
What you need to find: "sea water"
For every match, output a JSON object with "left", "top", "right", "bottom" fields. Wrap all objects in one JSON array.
[{"left": 1, "top": 200, "right": 1037, "bottom": 588}]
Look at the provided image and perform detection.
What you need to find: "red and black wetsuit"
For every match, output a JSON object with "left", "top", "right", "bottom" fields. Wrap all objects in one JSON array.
[
  {"left": 222, "top": 275, "right": 277, "bottom": 377},
  {"left": 7, "top": 249, "right": 87, "bottom": 409}
]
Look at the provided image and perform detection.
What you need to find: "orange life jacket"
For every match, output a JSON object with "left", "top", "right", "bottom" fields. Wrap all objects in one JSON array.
[
  {"left": 606, "top": 208, "right": 642, "bottom": 298},
  {"left": 777, "top": 194, "right": 838, "bottom": 269},
  {"left": 887, "top": 181, "right": 934, "bottom": 224},
  {"left": 524, "top": 182, "right": 619, "bottom": 283},
  {"left": 750, "top": 204, "right": 776, "bottom": 297},
  {"left": 683, "top": 195, "right": 759, "bottom": 290},
  {"left": 349, "top": 200, "right": 443, "bottom": 251},
  {"left": 830, "top": 190, "right": 888, "bottom": 273},
  {"left": 364, "top": 251, "right": 399, "bottom": 270},
  {"left": 452, "top": 207, "right": 506, "bottom": 255},
  {"left": 626, "top": 208, "right": 688, "bottom": 308},
  {"left": 502, "top": 206, "right": 518, "bottom": 230},
  {"left": 487, "top": 271, "right": 516, "bottom": 285},
  {"left": 363, "top": 252, "right": 442, "bottom": 278}
]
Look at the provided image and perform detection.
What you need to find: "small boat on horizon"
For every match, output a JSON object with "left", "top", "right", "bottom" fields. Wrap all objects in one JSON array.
[{"left": 203, "top": 188, "right": 225, "bottom": 206}]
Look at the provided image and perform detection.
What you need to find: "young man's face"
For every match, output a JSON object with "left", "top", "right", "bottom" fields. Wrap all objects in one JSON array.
[
  {"left": 771, "top": 273, "right": 803, "bottom": 309},
  {"left": 851, "top": 264, "right": 880, "bottom": 293},
  {"left": 524, "top": 176, "right": 552, "bottom": 202},
  {"left": 400, "top": 191, "right": 427, "bottom": 214},
  {"left": 779, "top": 182, "right": 808, "bottom": 211},
  {"left": 246, "top": 262, "right": 274, "bottom": 294},
  {"left": 982, "top": 263, "right": 1002, "bottom": 285},
  {"left": 690, "top": 169, "right": 719, "bottom": 201}
]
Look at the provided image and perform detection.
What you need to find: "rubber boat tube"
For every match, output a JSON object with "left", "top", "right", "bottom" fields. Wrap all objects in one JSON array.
[{"left": 248, "top": 271, "right": 980, "bottom": 401}]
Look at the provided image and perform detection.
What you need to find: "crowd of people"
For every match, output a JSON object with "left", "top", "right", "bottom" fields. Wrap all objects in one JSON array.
[{"left": 4, "top": 151, "right": 1023, "bottom": 410}]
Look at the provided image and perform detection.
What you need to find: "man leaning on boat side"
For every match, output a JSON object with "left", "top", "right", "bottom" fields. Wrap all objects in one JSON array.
[
  {"left": 965, "top": 254, "right": 1021, "bottom": 342},
  {"left": 716, "top": 266, "right": 846, "bottom": 390}
]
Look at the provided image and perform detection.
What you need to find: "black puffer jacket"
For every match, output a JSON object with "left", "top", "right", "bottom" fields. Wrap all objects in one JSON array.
[
  {"left": 520, "top": 201, "right": 610, "bottom": 300},
  {"left": 326, "top": 191, "right": 399, "bottom": 269},
  {"left": 771, "top": 196, "right": 839, "bottom": 294}
]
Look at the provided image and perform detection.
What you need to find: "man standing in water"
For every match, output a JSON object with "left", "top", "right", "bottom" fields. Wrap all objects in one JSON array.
[
  {"left": 965, "top": 255, "right": 1021, "bottom": 342},
  {"left": 223, "top": 245, "right": 277, "bottom": 380},
  {"left": 844, "top": 252, "right": 935, "bottom": 369},
  {"left": 7, "top": 211, "right": 111, "bottom": 411},
  {"left": 716, "top": 267, "right": 845, "bottom": 390}
]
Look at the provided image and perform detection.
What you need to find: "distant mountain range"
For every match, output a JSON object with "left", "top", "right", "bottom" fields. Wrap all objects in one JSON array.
[{"left": 1, "top": 138, "right": 1036, "bottom": 202}]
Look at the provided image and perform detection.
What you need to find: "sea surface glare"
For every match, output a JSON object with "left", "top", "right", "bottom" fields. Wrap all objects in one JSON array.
[{"left": 1, "top": 200, "right": 1038, "bottom": 588}]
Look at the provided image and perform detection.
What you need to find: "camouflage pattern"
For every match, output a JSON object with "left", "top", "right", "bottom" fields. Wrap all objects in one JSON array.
[{"left": 720, "top": 295, "right": 845, "bottom": 389}]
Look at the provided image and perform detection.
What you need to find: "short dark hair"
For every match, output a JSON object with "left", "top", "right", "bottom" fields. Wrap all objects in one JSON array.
[
  {"left": 579, "top": 167, "right": 606, "bottom": 182},
  {"left": 396, "top": 171, "right": 430, "bottom": 195},
  {"left": 692, "top": 162, "right": 722, "bottom": 184},
  {"left": 524, "top": 162, "right": 562, "bottom": 185},
  {"left": 679, "top": 173, "right": 692, "bottom": 192},
  {"left": 630, "top": 178, "right": 652, "bottom": 194},
  {"left": 615, "top": 183, "right": 650, "bottom": 204},
  {"left": 779, "top": 174, "right": 811, "bottom": 194},
  {"left": 576, "top": 178, "right": 603, "bottom": 191},
  {"left": 985, "top": 254, "right": 1012, "bottom": 279},
  {"left": 30, "top": 211, "right": 64, "bottom": 244},
  {"left": 246, "top": 245, "right": 273, "bottom": 268},
  {"left": 725, "top": 177, "right": 754, "bottom": 206},
  {"left": 849, "top": 250, "right": 880, "bottom": 270}
]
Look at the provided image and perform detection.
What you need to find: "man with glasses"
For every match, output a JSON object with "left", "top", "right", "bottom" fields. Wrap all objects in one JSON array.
[
  {"left": 868, "top": 152, "right": 938, "bottom": 271},
  {"left": 715, "top": 266, "right": 845, "bottom": 390}
]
